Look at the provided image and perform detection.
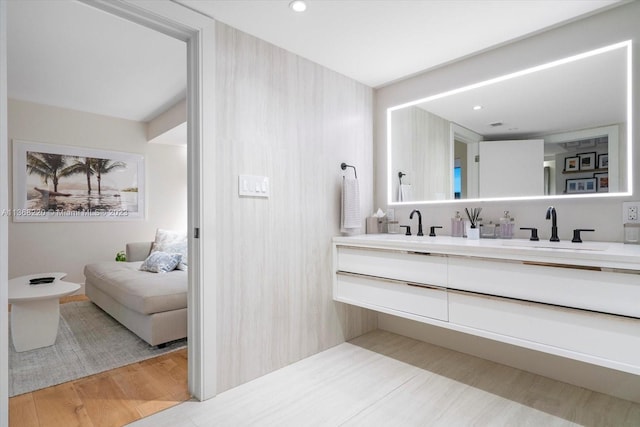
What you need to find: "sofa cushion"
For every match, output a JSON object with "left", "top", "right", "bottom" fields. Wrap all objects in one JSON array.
[
  {"left": 152, "top": 229, "right": 188, "bottom": 270},
  {"left": 84, "top": 261, "right": 187, "bottom": 315},
  {"left": 140, "top": 251, "right": 182, "bottom": 273}
]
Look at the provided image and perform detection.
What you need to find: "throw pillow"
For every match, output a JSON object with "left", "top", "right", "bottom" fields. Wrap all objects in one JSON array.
[
  {"left": 140, "top": 251, "right": 182, "bottom": 273},
  {"left": 152, "top": 229, "right": 188, "bottom": 270}
]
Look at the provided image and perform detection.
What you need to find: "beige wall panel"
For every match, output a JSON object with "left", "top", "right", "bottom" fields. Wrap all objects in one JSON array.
[{"left": 213, "top": 23, "right": 376, "bottom": 392}]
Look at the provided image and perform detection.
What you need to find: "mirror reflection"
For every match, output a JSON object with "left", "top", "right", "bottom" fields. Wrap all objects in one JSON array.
[{"left": 388, "top": 41, "right": 630, "bottom": 204}]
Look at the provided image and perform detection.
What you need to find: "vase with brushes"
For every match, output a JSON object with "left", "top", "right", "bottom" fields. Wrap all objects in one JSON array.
[{"left": 465, "top": 208, "right": 481, "bottom": 240}]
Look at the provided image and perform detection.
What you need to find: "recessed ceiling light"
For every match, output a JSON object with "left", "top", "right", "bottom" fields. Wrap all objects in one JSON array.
[
  {"left": 289, "top": 0, "right": 307, "bottom": 12},
  {"left": 473, "top": 105, "right": 482, "bottom": 110}
]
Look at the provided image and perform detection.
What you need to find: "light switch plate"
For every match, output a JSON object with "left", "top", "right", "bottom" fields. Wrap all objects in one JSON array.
[{"left": 239, "top": 175, "right": 269, "bottom": 198}]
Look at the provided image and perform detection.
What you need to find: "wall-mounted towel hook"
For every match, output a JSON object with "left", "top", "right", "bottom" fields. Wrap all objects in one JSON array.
[
  {"left": 340, "top": 162, "right": 358, "bottom": 179},
  {"left": 398, "top": 172, "right": 406, "bottom": 185}
]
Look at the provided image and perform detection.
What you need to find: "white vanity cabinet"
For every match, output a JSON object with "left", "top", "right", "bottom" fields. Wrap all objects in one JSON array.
[
  {"left": 335, "top": 246, "right": 448, "bottom": 321},
  {"left": 447, "top": 256, "right": 640, "bottom": 318},
  {"left": 333, "top": 235, "right": 640, "bottom": 375},
  {"left": 448, "top": 290, "right": 640, "bottom": 372},
  {"left": 336, "top": 273, "right": 448, "bottom": 321}
]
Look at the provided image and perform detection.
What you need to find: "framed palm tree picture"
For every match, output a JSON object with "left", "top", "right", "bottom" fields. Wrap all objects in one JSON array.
[{"left": 11, "top": 140, "right": 145, "bottom": 222}]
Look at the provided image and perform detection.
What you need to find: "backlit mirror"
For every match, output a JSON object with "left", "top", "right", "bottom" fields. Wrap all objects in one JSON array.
[{"left": 387, "top": 41, "right": 632, "bottom": 204}]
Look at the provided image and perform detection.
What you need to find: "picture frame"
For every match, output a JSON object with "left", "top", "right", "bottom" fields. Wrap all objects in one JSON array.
[
  {"left": 12, "top": 140, "right": 145, "bottom": 222},
  {"left": 597, "top": 153, "right": 609, "bottom": 169},
  {"left": 578, "top": 152, "right": 597, "bottom": 171},
  {"left": 594, "top": 172, "right": 609, "bottom": 192},
  {"left": 564, "top": 156, "right": 580, "bottom": 172},
  {"left": 565, "top": 177, "right": 597, "bottom": 194}
]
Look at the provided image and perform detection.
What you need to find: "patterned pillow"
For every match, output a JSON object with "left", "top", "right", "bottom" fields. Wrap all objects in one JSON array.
[
  {"left": 140, "top": 251, "right": 182, "bottom": 273},
  {"left": 152, "top": 229, "right": 188, "bottom": 270}
]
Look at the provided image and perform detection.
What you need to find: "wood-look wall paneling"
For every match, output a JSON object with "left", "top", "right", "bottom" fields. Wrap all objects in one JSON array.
[
  {"left": 412, "top": 107, "right": 451, "bottom": 201},
  {"left": 214, "top": 23, "right": 376, "bottom": 392}
]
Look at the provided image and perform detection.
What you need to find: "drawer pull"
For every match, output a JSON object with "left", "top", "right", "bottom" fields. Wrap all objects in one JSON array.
[
  {"left": 406, "top": 282, "right": 440, "bottom": 290},
  {"left": 336, "top": 271, "right": 444, "bottom": 291}
]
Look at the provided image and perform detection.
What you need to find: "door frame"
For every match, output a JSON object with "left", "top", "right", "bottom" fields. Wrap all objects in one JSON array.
[
  {"left": 0, "top": 2, "right": 217, "bottom": 423},
  {"left": 1, "top": 1, "right": 9, "bottom": 422}
]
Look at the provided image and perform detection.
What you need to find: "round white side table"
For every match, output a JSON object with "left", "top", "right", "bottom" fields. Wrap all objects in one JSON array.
[{"left": 8, "top": 273, "right": 81, "bottom": 352}]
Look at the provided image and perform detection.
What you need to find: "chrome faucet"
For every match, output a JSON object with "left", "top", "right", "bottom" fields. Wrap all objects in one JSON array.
[
  {"left": 410, "top": 209, "right": 424, "bottom": 236},
  {"left": 545, "top": 206, "right": 560, "bottom": 242}
]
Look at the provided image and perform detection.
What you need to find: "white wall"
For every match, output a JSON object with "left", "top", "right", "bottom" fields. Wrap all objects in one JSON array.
[
  {"left": 7, "top": 99, "right": 187, "bottom": 285},
  {"left": 374, "top": 2, "right": 640, "bottom": 401},
  {"left": 0, "top": 1, "right": 8, "bottom": 422},
  {"left": 213, "top": 23, "right": 377, "bottom": 393}
]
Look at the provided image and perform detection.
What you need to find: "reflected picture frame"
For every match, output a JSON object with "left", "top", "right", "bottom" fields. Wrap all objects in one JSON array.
[
  {"left": 564, "top": 156, "right": 580, "bottom": 172},
  {"left": 565, "top": 177, "right": 597, "bottom": 194},
  {"left": 578, "top": 152, "right": 597, "bottom": 171},
  {"left": 594, "top": 172, "right": 609, "bottom": 192},
  {"left": 598, "top": 153, "right": 609, "bottom": 169}
]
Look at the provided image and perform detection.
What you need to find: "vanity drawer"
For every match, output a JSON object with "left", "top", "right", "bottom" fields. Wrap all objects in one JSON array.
[
  {"left": 449, "top": 290, "right": 640, "bottom": 372},
  {"left": 336, "top": 246, "right": 447, "bottom": 286},
  {"left": 448, "top": 257, "right": 640, "bottom": 318},
  {"left": 335, "top": 273, "right": 448, "bottom": 321}
]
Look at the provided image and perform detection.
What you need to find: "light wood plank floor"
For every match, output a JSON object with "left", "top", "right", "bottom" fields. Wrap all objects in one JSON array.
[
  {"left": 8, "top": 295, "right": 190, "bottom": 427},
  {"left": 9, "top": 348, "right": 189, "bottom": 427},
  {"left": 130, "top": 330, "right": 640, "bottom": 427}
]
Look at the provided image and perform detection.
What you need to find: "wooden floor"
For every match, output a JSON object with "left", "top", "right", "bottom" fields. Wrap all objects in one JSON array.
[
  {"left": 9, "top": 348, "right": 189, "bottom": 427},
  {"left": 130, "top": 330, "right": 640, "bottom": 427},
  {"left": 8, "top": 295, "right": 190, "bottom": 427}
]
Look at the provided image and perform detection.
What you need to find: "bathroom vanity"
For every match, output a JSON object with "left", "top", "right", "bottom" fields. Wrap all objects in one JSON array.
[{"left": 333, "top": 235, "right": 640, "bottom": 374}]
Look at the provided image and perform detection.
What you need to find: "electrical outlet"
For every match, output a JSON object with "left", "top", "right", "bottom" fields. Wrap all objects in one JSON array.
[{"left": 623, "top": 202, "right": 640, "bottom": 224}]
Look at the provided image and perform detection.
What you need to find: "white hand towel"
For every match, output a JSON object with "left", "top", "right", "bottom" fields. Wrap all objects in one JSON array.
[
  {"left": 341, "top": 177, "right": 361, "bottom": 233},
  {"left": 399, "top": 184, "right": 412, "bottom": 202}
]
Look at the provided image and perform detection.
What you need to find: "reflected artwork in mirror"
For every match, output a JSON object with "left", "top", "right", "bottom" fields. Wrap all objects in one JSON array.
[{"left": 387, "top": 40, "right": 632, "bottom": 205}]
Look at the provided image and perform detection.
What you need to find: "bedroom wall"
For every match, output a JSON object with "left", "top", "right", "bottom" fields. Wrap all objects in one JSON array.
[
  {"left": 213, "top": 22, "right": 377, "bottom": 392},
  {"left": 7, "top": 99, "right": 187, "bottom": 285}
]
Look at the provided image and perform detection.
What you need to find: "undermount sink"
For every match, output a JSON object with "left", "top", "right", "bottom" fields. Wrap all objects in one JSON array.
[{"left": 501, "top": 240, "right": 609, "bottom": 251}]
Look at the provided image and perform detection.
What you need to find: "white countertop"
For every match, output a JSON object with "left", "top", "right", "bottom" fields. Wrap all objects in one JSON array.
[{"left": 333, "top": 234, "right": 640, "bottom": 271}]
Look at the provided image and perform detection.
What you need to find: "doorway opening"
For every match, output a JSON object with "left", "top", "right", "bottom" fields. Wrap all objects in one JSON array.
[{"left": 3, "top": 0, "right": 210, "bottom": 424}]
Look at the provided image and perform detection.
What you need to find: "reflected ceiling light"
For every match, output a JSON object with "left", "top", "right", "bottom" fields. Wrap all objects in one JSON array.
[
  {"left": 473, "top": 105, "right": 482, "bottom": 110},
  {"left": 289, "top": 0, "right": 307, "bottom": 12}
]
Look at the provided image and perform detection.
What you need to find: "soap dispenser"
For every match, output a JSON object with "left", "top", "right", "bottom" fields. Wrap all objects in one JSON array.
[
  {"left": 499, "top": 211, "right": 514, "bottom": 239},
  {"left": 451, "top": 211, "right": 464, "bottom": 237}
]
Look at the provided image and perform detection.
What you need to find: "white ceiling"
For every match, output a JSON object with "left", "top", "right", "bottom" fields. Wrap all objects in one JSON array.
[
  {"left": 7, "top": 0, "right": 622, "bottom": 123},
  {"left": 179, "top": 0, "right": 621, "bottom": 87},
  {"left": 7, "top": 0, "right": 186, "bottom": 122}
]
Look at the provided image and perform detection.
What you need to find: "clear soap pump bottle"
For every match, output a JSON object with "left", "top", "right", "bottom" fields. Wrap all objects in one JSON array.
[
  {"left": 451, "top": 211, "right": 464, "bottom": 237},
  {"left": 499, "top": 211, "right": 514, "bottom": 239}
]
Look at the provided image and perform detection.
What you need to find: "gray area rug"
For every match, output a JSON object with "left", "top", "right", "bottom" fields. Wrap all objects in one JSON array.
[{"left": 9, "top": 300, "right": 186, "bottom": 397}]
